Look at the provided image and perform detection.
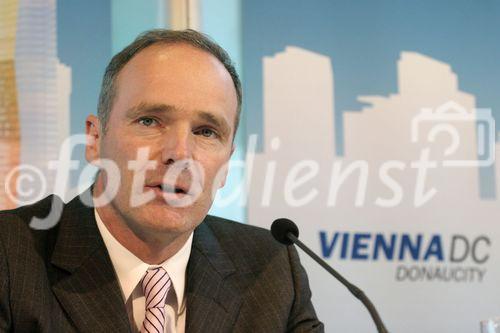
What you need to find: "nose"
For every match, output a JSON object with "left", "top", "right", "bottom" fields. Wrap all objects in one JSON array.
[{"left": 161, "top": 126, "right": 194, "bottom": 165}]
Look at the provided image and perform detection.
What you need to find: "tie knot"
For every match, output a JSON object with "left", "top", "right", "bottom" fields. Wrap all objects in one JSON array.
[{"left": 141, "top": 267, "right": 172, "bottom": 310}]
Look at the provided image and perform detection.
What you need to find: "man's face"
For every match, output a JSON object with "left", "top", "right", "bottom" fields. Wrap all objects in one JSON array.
[{"left": 87, "top": 43, "right": 237, "bottom": 240}]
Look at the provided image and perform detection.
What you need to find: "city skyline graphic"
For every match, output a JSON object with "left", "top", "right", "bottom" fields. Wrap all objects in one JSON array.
[{"left": 248, "top": 46, "right": 499, "bottom": 333}]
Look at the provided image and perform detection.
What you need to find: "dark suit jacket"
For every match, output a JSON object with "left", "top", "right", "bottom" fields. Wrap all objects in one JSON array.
[{"left": 0, "top": 191, "right": 323, "bottom": 332}]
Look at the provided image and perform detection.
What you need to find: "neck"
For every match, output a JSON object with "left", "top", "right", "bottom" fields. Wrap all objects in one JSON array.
[{"left": 93, "top": 178, "right": 191, "bottom": 264}]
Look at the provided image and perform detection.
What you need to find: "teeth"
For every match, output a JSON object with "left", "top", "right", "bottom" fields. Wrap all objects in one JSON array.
[
  {"left": 160, "top": 184, "right": 185, "bottom": 194},
  {"left": 160, "top": 184, "right": 175, "bottom": 193}
]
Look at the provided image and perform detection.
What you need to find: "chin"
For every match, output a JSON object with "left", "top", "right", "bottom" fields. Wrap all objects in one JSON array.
[
  {"left": 146, "top": 208, "right": 195, "bottom": 233},
  {"left": 123, "top": 196, "right": 207, "bottom": 235}
]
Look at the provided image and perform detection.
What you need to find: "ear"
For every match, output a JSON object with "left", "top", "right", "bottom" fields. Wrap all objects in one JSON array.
[
  {"left": 85, "top": 115, "right": 102, "bottom": 164},
  {"left": 218, "top": 144, "right": 236, "bottom": 188}
]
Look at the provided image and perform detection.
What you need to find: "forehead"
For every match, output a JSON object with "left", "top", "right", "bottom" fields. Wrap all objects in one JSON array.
[{"left": 111, "top": 43, "right": 238, "bottom": 128}]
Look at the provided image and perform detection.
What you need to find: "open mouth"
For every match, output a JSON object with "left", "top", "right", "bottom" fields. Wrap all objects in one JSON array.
[
  {"left": 158, "top": 184, "right": 187, "bottom": 195},
  {"left": 145, "top": 182, "right": 199, "bottom": 207}
]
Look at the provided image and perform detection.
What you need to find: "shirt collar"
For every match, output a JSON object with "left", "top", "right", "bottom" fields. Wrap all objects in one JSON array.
[{"left": 94, "top": 209, "right": 192, "bottom": 313}]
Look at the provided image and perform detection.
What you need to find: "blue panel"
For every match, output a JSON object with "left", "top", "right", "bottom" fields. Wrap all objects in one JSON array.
[
  {"left": 202, "top": 0, "right": 247, "bottom": 222},
  {"left": 57, "top": 0, "right": 111, "bottom": 135},
  {"left": 111, "top": 0, "right": 168, "bottom": 54},
  {"left": 57, "top": 0, "right": 112, "bottom": 187}
]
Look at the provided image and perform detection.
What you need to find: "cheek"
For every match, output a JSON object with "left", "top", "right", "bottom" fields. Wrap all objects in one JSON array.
[
  {"left": 102, "top": 133, "right": 142, "bottom": 162},
  {"left": 99, "top": 139, "right": 140, "bottom": 185},
  {"left": 200, "top": 155, "right": 230, "bottom": 188}
]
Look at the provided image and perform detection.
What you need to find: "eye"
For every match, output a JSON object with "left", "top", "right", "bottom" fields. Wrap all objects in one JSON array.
[
  {"left": 195, "top": 127, "right": 217, "bottom": 138},
  {"left": 138, "top": 117, "right": 158, "bottom": 127}
]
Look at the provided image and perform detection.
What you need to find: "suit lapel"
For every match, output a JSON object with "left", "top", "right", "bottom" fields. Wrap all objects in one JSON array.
[
  {"left": 50, "top": 190, "right": 131, "bottom": 333},
  {"left": 185, "top": 220, "right": 242, "bottom": 333},
  {"left": 49, "top": 191, "right": 242, "bottom": 332}
]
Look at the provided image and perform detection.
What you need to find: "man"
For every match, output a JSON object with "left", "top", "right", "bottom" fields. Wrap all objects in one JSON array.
[{"left": 0, "top": 29, "right": 323, "bottom": 332}]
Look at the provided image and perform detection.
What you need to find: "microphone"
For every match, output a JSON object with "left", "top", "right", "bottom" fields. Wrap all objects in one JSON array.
[{"left": 271, "top": 218, "right": 389, "bottom": 333}]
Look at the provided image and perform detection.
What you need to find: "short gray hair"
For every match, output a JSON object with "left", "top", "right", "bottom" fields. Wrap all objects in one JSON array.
[{"left": 97, "top": 29, "right": 242, "bottom": 136}]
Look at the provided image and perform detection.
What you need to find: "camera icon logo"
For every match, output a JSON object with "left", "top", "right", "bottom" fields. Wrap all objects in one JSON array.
[{"left": 411, "top": 100, "right": 496, "bottom": 167}]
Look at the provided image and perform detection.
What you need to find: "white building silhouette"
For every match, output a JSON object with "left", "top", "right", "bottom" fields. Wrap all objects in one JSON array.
[
  {"left": 263, "top": 46, "right": 335, "bottom": 157},
  {"left": 14, "top": 0, "right": 71, "bottom": 202}
]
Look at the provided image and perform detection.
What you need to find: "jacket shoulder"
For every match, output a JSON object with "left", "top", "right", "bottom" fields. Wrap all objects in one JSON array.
[
  {"left": 0, "top": 195, "right": 63, "bottom": 261},
  {"left": 201, "top": 215, "right": 287, "bottom": 270},
  {"left": 0, "top": 194, "right": 61, "bottom": 226},
  {"left": 200, "top": 217, "right": 324, "bottom": 331},
  {"left": 203, "top": 215, "right": 281, "bottom": 249}
]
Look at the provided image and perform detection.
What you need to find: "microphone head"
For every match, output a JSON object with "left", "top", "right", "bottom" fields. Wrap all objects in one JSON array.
[{"left": 271, "top": 218, "right": 299, "bottom": 245}]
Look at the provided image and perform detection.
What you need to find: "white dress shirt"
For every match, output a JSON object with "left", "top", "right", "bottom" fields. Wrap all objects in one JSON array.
[{"left": 95, "top": 209, "right": 192, "bottom": 333}]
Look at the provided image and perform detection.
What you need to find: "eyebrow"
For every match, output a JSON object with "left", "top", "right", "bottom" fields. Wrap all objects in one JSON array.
[{"left": 125, "top": 102, "right": 175, "bottom": 119}]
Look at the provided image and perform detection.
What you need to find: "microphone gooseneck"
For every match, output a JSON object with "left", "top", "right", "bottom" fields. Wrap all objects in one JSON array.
[{"left": 271, "top": 218, "right": 389, "bottom": 333}]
